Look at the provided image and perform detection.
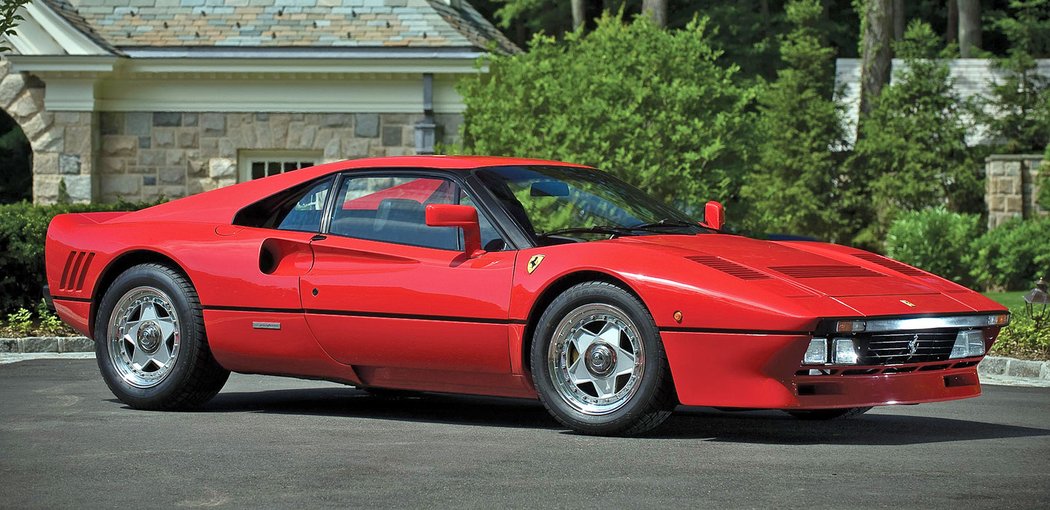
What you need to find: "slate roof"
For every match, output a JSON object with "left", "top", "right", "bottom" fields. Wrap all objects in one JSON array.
[{"left": 41, "top": 0, "right": 518, "bottom": 54}]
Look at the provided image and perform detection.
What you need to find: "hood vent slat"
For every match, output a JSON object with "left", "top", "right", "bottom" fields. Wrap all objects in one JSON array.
[
  {"left": 850, "top": 252, "right": 927, "bottom": 276},
  {"left": 686, "top": 255, "right": 771, "bottom": 280},
  {"left": 770, "top": 265, "right": 885, "bottom": 279}
]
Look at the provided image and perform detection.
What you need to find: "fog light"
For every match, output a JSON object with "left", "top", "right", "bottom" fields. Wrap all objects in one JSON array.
[
  {"left": 832, "top": 338, "right": 859, "bottom": 364},
  {"left": 951, "top": 330, "right": 985, "bottom": 359},
  {"left": 804, "top": 338, "right": 827, "bottom": 364}
]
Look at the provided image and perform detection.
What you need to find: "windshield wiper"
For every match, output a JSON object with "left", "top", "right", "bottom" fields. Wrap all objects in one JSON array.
[
  {"left": 536, "top": 225, "right": 639, "bottom": 240},
  {"left": 629, "top": 218, "right": 697, "bottom": 230}
]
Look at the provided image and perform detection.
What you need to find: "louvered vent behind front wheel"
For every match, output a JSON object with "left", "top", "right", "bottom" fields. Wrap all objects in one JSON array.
[
  {"left": 686, "top": 255, "right": 771, "bottom": 280},
  {"left": 59, "top": 251, "right": 95, "bottom": 291}
]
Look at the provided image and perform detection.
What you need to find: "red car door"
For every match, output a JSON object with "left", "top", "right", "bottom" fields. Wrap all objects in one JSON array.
[{"left": 300, "top": 173, "right": 520, "bottom": 393}]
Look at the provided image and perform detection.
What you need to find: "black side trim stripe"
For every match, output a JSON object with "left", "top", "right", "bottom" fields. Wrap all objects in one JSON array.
[
  {"left": 203, "top": 305, "right": 527, "bottom": 325},
  {"left": 660, "top": 326, "right": 810, "bottom": 336},
  {"left": 53, "top": 296, "right": 92, "bottom": 303}
]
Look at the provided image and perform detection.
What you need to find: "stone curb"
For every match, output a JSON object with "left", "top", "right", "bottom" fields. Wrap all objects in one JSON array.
[
  {"left": 2, "top": 337, "right": 1048, "bottom": 382},
  {"left": 0, "top": 336, "right": 93, "bottom": 354},
  {"left": 977, "top": 356, "right": 1050, "bottom": 381}
]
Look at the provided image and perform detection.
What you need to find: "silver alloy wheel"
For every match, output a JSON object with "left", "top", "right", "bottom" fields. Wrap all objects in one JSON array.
[
  {"left": 547, "top": 303, "right": 644, "bottom": 415},
  {"left": 107, "top": 286, "right": 181, "bottom": 389}
]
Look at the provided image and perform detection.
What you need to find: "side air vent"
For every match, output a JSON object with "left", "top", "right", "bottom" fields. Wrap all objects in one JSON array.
[
  {"left": 850, "top": 252, "right": 927, "bottom": 276},
  {"left": 770, "top": 265, "right": 884, "bottom": 279},
  {"left": 59, "top": 251, "right": 95, "bottom": 292},
  {"left": 686, "top": 255, "right": 771, "bottom": 280}
]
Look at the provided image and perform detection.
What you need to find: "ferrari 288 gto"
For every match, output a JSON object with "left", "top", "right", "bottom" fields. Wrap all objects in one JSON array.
[{"left": 45, "top": 156, "right": 1009, "bottom": 435}]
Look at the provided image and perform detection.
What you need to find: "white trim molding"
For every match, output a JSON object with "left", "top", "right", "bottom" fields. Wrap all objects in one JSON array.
[{"left": 5, "top": 4, "right": 111, "bottom": 56}]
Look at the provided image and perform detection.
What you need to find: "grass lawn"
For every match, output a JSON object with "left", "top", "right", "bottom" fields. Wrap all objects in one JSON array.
[{"left": 982, "top": 291, "right": 1027, "bottom": 310}]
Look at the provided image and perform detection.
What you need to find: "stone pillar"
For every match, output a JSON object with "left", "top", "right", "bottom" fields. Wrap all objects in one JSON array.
[
  {"left": 985, "top": 154, "right": 1047, "bottom": 229},
  {"left": 0, "top": 59, "right": 97, "bottom": 204}
]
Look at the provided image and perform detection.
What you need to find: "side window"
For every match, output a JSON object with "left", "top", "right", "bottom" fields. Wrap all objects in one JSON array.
[
  {"left": 232, "top": 177, "right": 333, "bottom": 232},
  {"left": 277, "top": 180, "right": 331, "bottom": 232},
  {"left": 328, "top": 175, "right": 504, "bottom": 251}
]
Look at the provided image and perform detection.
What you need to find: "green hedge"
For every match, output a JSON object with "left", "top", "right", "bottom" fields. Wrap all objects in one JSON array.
[
  {"left": 971, "top": 216, "right": 1050, "bottom": 291},
  {"left": 884, "top": 208, "right": 982, "bottom": 288},
  {"left": 0, "top": 201, "right": 157, "bottom": 315}
]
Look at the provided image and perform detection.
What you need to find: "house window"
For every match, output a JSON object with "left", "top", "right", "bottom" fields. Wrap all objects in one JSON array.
[{"left": 238, "top": 150, "right": 322, "bottom": 182}]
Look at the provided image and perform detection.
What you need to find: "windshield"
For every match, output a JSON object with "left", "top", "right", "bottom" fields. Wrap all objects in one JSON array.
[{"left": 475, "top": 165, "right": 707, "bottom": 245}]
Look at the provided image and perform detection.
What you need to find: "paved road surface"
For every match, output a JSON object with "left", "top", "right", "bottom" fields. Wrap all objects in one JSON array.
[{"left": 1, "top": 360, "right": 1048, "bottom": 509}]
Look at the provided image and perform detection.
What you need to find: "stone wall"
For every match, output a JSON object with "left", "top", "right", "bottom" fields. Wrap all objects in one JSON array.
[
  {"left": 985, "top": 154, "right": 1047, "bottom": 229},
  {"left": 97, "top": 111, "right": 437, "bottom": 203},
  {"left": 0, "top": 61, "right": 97, "bottom": 203}
]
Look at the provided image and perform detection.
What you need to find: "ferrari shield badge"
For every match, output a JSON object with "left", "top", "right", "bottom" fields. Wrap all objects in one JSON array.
[{"left": 527, "top": 254, "right": 545, "bottom": 274}]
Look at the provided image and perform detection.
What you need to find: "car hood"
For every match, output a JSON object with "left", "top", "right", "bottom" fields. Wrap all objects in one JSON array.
[{"left": 617, "top": 234, "right": 959, "bottom": 299}]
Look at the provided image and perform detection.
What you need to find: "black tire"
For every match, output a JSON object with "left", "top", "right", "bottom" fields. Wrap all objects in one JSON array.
[
  {"left": 530, "top": 281, "right": 677, "bottom": 436},
  {"left": 785, "top": 407, "right": 873, "bottom": 420},
  {"left": 94, "top": 263, "right": 229, "bottom": 410}
]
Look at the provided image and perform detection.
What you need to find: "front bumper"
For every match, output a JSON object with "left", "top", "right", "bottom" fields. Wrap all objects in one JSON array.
[{"left": 661, "top": 330, "right": 984, "bottom": 409}]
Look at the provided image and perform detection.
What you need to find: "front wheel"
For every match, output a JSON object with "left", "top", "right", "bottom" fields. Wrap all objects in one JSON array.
[
  {"left": 530, "top": 281, "right": 677, "bottom": 436},
  {"left": 95, "top": 263, "right": 229, "bottom": 410}
]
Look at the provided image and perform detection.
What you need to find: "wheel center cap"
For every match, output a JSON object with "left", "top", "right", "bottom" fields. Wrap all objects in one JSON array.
[
  {"left": 138, "top": 321, "right": 162, "bottom": 353},
  {"left": 585, "top": 343, "right": 616, "bottom": 377}
]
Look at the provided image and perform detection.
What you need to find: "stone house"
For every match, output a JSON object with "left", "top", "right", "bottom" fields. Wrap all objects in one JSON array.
[{"left": 0, "top": 0, "right": 516, "bottom": 204}]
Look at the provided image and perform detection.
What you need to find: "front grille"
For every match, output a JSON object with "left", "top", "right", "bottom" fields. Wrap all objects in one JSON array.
[{"left": 857, "top": 330, "right": 958, "bottom": 364}]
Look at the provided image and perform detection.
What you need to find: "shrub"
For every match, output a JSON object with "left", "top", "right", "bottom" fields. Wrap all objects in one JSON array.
[
  {"left": 971, "top": 216, "right": 1050, "bottom": 291},
  {"left": 454, "top": 13, "right": 757, "bottom": 216},
  {"left": 884, "top": 208, "right": 982, "bottom": 287},
  {"left": 990, "top": 308, "right": 1050, "bottom": 360},
  {"left": 0, "top": 200, "right": 158, "bottom": 315},
  {"left": 849, "top": 21, "right": 983, "bottom": 247}
]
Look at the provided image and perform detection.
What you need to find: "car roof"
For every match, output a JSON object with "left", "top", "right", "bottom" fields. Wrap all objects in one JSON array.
[{"left": 120, "top": 156, "right": 590, "bottom": 224}]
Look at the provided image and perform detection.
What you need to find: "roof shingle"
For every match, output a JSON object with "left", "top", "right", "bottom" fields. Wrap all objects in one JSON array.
[{"left": 42, "top": 0, "right": 518, "bottom": 54}]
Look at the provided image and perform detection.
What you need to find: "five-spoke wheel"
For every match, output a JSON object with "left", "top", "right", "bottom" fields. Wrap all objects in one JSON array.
[
  {"left": 532, "top": 281, "right": 676, "bottom": 436},
  {"left": 95, "top": 263, "right": 229, "bottom": 410},
  {"left": 108, "top": 287, "right": 181, "bottom": 388}
]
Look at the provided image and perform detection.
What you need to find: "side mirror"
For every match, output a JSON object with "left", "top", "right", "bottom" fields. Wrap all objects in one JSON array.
[
  {"left": 702, "top": 201, "right": 724, "bottom": 231},
  {"left": 425, "top": 204, "right": 484, "bottom": 257}
]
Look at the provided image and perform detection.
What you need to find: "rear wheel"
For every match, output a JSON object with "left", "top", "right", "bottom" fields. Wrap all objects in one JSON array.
[
  {"left": 531, "top": 281, "right": 676, "bottom": 436},
  {"left": 785, "top": 407, "right": 872, "bottom": 420},
  {"left": 95, "top": 263, "right": 229, "bottom": 410}
]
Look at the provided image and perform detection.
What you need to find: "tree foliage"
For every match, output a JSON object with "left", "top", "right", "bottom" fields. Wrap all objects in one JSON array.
[
  {"left": 741, "top": 0, "right": 850, "bottom": 241},
  {"left": 884, "top": 207, "right": 982, "bottom": 287},
  {"left": 982, "top": 0, "right": 1050, "bottom": 153},
  {"left": 849, "top": 21, "right": 983, "bottom": 245},
  {"left": 454, "top": 14, "right": 756, "bottom": 215},
  {"left": 1, "top": 0, "right": 32, "bottom": 53}
]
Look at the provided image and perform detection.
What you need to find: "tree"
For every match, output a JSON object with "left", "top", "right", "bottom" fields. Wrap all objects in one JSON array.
[
  {"left": 642, "top": 0, "right": 667, "bottom": 27},
  {"left": 455, "top": 14, "right": 757, "bottom": 215},
  {"left": 1, "top": 0, "right": 33, "bottom": 52},
  {"left": 572, "top": 0, "right": 587, "bottom": 30},
  {"left": 850, "top": 21, "right": 983, "bottom": 245},
  {"left": 741, "top": 0, "right": 851, "bottom": 242},
  {"left": 983, "top": 0, "right": 1050, "bottom": 153},
  {"left": 958, "top": 0, "right": 983, "bottom": 56},
  {"left": 857, "top": 0, "right": 894, "bottom": 121}
]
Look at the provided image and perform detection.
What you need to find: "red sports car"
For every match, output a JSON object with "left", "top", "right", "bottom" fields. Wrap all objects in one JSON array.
[{"left": 45, "top": 156, "right": 1008, "bottom": 435}]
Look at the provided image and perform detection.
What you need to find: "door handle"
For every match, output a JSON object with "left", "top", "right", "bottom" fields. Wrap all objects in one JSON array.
[{"left": 311, "top": 234, "right": 327, "bottom": 241}]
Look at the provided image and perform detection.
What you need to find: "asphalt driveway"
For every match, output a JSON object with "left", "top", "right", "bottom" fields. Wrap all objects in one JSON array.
[{"left": 1, "top": 359, "right": 1048, "bottom": 509}]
